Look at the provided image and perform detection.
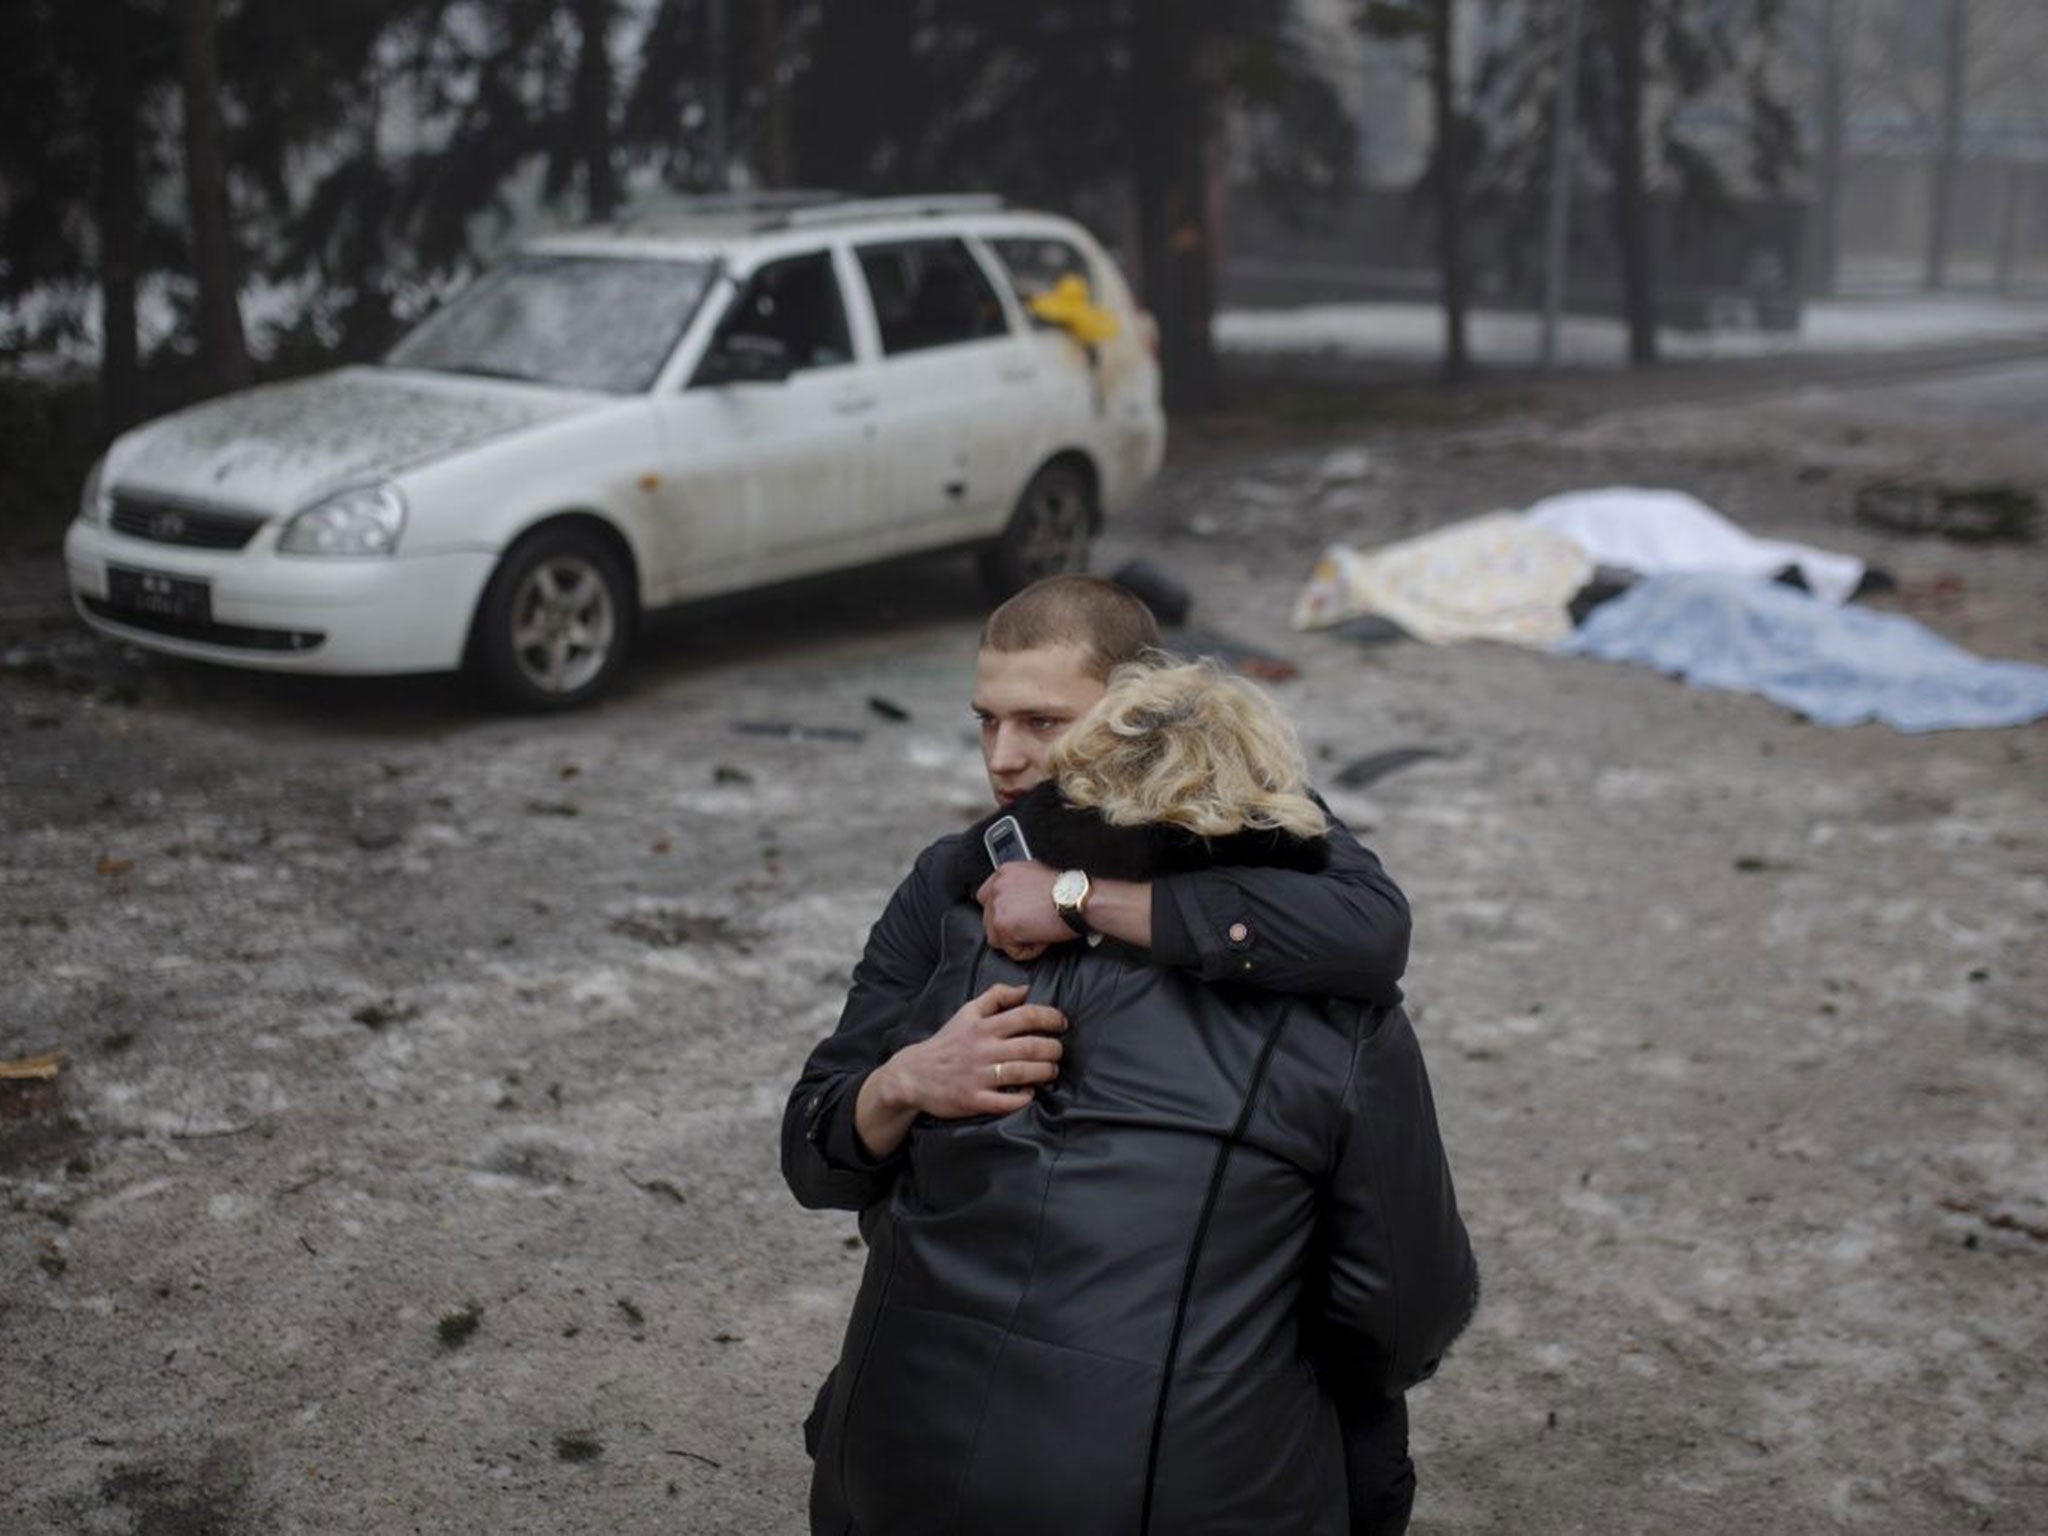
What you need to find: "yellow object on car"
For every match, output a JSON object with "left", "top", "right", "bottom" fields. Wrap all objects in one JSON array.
[{"left": 1027, "top": 275, "right": 1122, "bottom": 346}]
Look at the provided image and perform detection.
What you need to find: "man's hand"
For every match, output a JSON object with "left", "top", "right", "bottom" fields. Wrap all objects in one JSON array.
[
  {"left": 853, "top": 983, "right": 1066, "bottom": 1160},
  {"left": 976, "top": 862, "right": 1069, "bottom": 960},
  {"left": 977, "top": 863, "right": 1155, "bottom": 957}
]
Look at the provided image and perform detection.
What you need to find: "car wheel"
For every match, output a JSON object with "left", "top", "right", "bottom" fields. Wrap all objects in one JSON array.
[
  {"left": 473, "top": 528, "right": 633, "bottom": 711},
  {"left": 978, "top": 458, "right": 1095, "bottom": 600}
]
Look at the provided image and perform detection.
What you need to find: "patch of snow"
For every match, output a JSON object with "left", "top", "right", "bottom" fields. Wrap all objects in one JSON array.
[{"left": 1215, "top": 294, "right": 2048, "bottom": 368}]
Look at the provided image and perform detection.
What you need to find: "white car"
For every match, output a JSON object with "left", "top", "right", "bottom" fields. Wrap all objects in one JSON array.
[{"left": 64, "top": 196, "right": 1166, "bottom": 708}]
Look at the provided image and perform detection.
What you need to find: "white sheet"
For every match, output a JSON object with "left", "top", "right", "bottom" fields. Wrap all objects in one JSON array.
[{"left": 1523, "top": 487, "right": 1865, "bottom": 605}]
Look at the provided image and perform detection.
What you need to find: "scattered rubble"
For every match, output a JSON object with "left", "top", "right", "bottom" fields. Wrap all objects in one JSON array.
[{"left": 1854, "top": 478, "right": 2042, "bottom": 542}]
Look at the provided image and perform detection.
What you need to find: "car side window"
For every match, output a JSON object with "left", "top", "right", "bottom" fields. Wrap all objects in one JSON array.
[
  {"left": 708, "top": 251, "right": 852, "bottom": 373},
  {"left": 855, "top": 238, "right": 1010, "bottom": 356},
  {"left": 987, "top": 237, "right": 1095, "bottom": 328}
]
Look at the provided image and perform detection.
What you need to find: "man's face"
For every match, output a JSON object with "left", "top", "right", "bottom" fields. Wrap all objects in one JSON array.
[{"left": 972, "top": 644, "right": 1107, "bottom": 807}]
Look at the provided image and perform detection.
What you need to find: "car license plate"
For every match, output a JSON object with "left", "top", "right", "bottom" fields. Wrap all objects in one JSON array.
[{"left": 108, "top": 565, "right": 212, "bottom": 624}]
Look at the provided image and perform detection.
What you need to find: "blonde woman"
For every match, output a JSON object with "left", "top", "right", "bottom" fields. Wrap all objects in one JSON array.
[{"left": 798, "top": 660, "right": 1476, "bottom": 1536}]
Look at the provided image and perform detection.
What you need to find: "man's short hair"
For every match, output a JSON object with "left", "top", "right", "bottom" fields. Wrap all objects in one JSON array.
[{"left": 979, "top": 575, "right": 1163, "bottom": 680}]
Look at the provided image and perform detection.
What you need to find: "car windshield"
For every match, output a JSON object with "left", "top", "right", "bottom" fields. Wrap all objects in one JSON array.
[{"left": 385, "top": 254, "right": 718, "bottom": 393}]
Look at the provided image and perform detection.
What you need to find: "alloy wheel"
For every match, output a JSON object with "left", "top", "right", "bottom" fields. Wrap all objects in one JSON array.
[{"left": 507, "top": 555, "right": 617, "bottom": 696}]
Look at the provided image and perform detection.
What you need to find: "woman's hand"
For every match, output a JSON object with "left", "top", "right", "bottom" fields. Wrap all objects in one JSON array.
[{"left": 853, "top": 983, "right": 1066, "bottom": 1160}]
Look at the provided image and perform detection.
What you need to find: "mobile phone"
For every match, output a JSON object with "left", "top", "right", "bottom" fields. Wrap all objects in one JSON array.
[{"left": 984, "top": 814, "right": 1032, "bottom": 868}]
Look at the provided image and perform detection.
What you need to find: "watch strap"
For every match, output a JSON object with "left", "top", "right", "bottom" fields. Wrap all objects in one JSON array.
[{"left": 1054, "top": 870, "right": 1091, "bottom": 935}]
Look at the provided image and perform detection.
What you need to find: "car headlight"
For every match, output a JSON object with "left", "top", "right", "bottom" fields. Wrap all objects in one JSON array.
[
  {"left": 79, "top": 455, "right": 112, "bottom": 526},
  {"left": 278, "top": 483, "right": 408, "bottom": 556}
]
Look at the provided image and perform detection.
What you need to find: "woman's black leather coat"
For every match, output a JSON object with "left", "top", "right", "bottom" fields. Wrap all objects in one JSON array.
[{"left": 795, "top": 793, "right": 1477, "bottom": 1536}]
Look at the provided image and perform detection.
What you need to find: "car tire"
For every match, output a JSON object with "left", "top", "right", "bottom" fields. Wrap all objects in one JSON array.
[
  {"left": 471, "top": 527, "right": 634, "bottom": 711},
  {"left": 978, "top": 457, "right": 1095, "bottom": 601}
]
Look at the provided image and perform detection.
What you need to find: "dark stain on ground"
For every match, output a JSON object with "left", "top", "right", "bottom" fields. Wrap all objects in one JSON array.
[
  {"left": 609, "top": 907, "right": 757, "bottom": 951},
  {"left": 0, "top": 1074, "right": 92, "bottom": 1176},
  {"left": 100, "top": 1441, "right": 255, "bottom": 1535}
]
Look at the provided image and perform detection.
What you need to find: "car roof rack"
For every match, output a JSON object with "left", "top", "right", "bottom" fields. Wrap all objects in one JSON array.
[
  {"left": 593, "top": 189, "right": 846, "bottom": 233},
  {"left": 765, "top": 194, "right": 1007, "bottom": 231}
]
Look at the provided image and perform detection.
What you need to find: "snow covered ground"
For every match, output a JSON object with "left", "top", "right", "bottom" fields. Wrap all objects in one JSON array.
[{"left": 1216, "top": 292, "right": 2048, "bottom": 369}]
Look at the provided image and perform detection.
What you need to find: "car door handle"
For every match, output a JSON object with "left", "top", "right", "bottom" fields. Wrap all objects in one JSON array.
[{"left": 832, "top": 390, "right": 877, "bottom": 415}]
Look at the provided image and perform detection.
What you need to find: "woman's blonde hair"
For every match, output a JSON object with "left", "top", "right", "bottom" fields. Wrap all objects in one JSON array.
[{"left": 1047, "top": 658, "right": 1328, "bottom": 840}]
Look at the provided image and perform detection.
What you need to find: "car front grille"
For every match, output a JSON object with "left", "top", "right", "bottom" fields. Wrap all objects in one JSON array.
[
  {"left": 110, "top": 494, "right": 268, "bottom": 551},
  {"left": 80, "top": 595, "right": 324, "bottom": 653}
]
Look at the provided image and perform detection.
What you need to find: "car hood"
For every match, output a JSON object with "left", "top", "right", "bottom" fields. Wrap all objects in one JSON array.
[{"left": 105, "top": 366, "right": 604, "bottom": 512}]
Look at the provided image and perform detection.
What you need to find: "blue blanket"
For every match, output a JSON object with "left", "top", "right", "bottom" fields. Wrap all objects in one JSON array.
[{"left": 1557, "top": 574, "right": 2048, "bottom": 732}]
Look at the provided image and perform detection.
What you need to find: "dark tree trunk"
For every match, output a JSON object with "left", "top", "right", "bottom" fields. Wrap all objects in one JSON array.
[
  {"left": 572, "top": 0, "right": 621, "bottom": 219},
  {"left": 1993, "top": 164, "right": 2023, "bottom": 294},
  {"left": 758, "top": 0, "right": 789, "bottom": 186},
  {"left": 177, "top": 0, "right": 250, "bottom": 392},
  {"left": 1925, "top": 0, "right": 1966, "bottom": 291},
  {"left": 95, "top": 0, "right": 142, "bottom": 433},
  {"left": 1129, "top": 0, "right": 1220, "bottom": 414},
  {"left": 1430, "top": 0, "right": 1470, "bottom": 382},
  {"left": 1605, "top": 0, "right": 1657, "bottom": 366},
  {"left": 1808, "top": 0, "right": 1846, "bottom": 297},
  {"left": 704, "top": 0, "right": 728, "bottom": 189}
]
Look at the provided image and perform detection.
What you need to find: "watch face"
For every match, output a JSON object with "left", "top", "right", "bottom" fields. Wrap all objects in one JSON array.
[{"left": 1053, "top": 870, "right": 1088, "bottom": 907}]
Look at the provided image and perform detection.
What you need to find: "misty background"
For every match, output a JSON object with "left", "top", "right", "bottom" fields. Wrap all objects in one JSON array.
[{"left": 2, "top": 0, "right": 2045, "bottom": 539}]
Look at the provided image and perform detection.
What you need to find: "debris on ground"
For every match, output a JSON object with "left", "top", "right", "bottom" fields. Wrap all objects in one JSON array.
[
  {"left": 609, "top": 904, "right": 757, "bottom": 951},
  {"left": 713, "top": 763, "right": 753, "bottom": 785},
  {"left": 1332, "top": 746, "right": 1448, "bottom": 790},
  {"left": 436, "top": 1303, "right": 482, "bottom": 1348},
  {"left": 95, "top": 856, "right": 134, "bottom": 877},
  {"left": 349, "top": 999, "right": 419, "bottom": 1031},
  {"left": 1330, "top": 614, "right": 1409, "bottom": 647},
  {"left": 624, "top": 1170, "right": 689, "bottom": 1205},
  {"left": 866, "top": 695, "right": 912, "bottom": 723},
  {"left": 1163, "top": 627, "right": 1299, "bottom": 682},
  {"left": 1316, "top": 448, "right": 1375, "bottom": 486},
  {"left": 0, "top": 1049, "right": 66, "bottom": 1081},
  {"left": 555, "top": 1433, "right": 604, "bottom": 1463},
  {"left": 350, "top": 803, "right": 407, "bottom": 850},
  {"left": 523, "top": 798, "right": 581, "bottom": 818},
  {"left": 1109, "top": 558, "right": 1193, "bottom": 627},
  {"left": 729, "top": 720, "right": 865, "bottom": 744},
  {"left": 1854, "top": 478, "right": 2042, "bottom": 543}
]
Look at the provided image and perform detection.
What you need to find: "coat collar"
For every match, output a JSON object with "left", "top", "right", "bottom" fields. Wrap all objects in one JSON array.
[{"left": 954, "top": 781, "right": 1329, "bottom": 894}]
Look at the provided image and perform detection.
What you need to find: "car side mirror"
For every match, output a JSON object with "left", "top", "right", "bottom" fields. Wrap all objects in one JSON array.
[{"left": 696, "top": 332, "right": 795, "bottom": 388}]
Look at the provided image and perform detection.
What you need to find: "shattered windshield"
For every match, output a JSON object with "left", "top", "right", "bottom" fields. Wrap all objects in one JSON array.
[{"left": 385, "top": 254, "right": 717, "bottom": 393}]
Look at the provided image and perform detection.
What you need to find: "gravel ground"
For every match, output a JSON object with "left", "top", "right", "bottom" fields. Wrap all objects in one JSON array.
[{"left": 4, "top": 356, "right": 2045, "bottom": 1535}]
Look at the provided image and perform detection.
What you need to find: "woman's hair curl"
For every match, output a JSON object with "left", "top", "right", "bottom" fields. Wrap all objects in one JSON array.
[{"left": 1047, "top": 657, "right": 1327, "bottom": 840}]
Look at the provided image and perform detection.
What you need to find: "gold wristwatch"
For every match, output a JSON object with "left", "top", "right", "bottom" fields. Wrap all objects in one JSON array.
[{"left": 1051, "top": 868, "right": 1092, "bottom": 935}]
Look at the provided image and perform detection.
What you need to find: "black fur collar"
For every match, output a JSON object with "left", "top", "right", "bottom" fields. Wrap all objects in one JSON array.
[{"left": 955, "top": 781, "right": 1329, "bottom": 893}]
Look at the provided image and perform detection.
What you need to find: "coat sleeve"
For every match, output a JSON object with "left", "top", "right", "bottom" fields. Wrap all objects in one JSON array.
[
  {"left": 1149, "top": 802, "right": 1411, "bottom": 1006},
  {"left": 780, "top": 839, "right": 951, "bottom": 1212},
  {"left": 1316, "top": 1008, "right": 1478, "bottom": 1398}
]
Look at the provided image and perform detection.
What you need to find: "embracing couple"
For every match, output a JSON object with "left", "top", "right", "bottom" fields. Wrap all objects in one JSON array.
[{"left": 783, "top": 576, "right": 1477, "bottom": 1535}]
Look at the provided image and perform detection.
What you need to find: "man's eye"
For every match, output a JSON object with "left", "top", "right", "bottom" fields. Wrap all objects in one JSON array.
[{"left": 1030, "top": 717, "right": 1062, "bottom": 733}]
